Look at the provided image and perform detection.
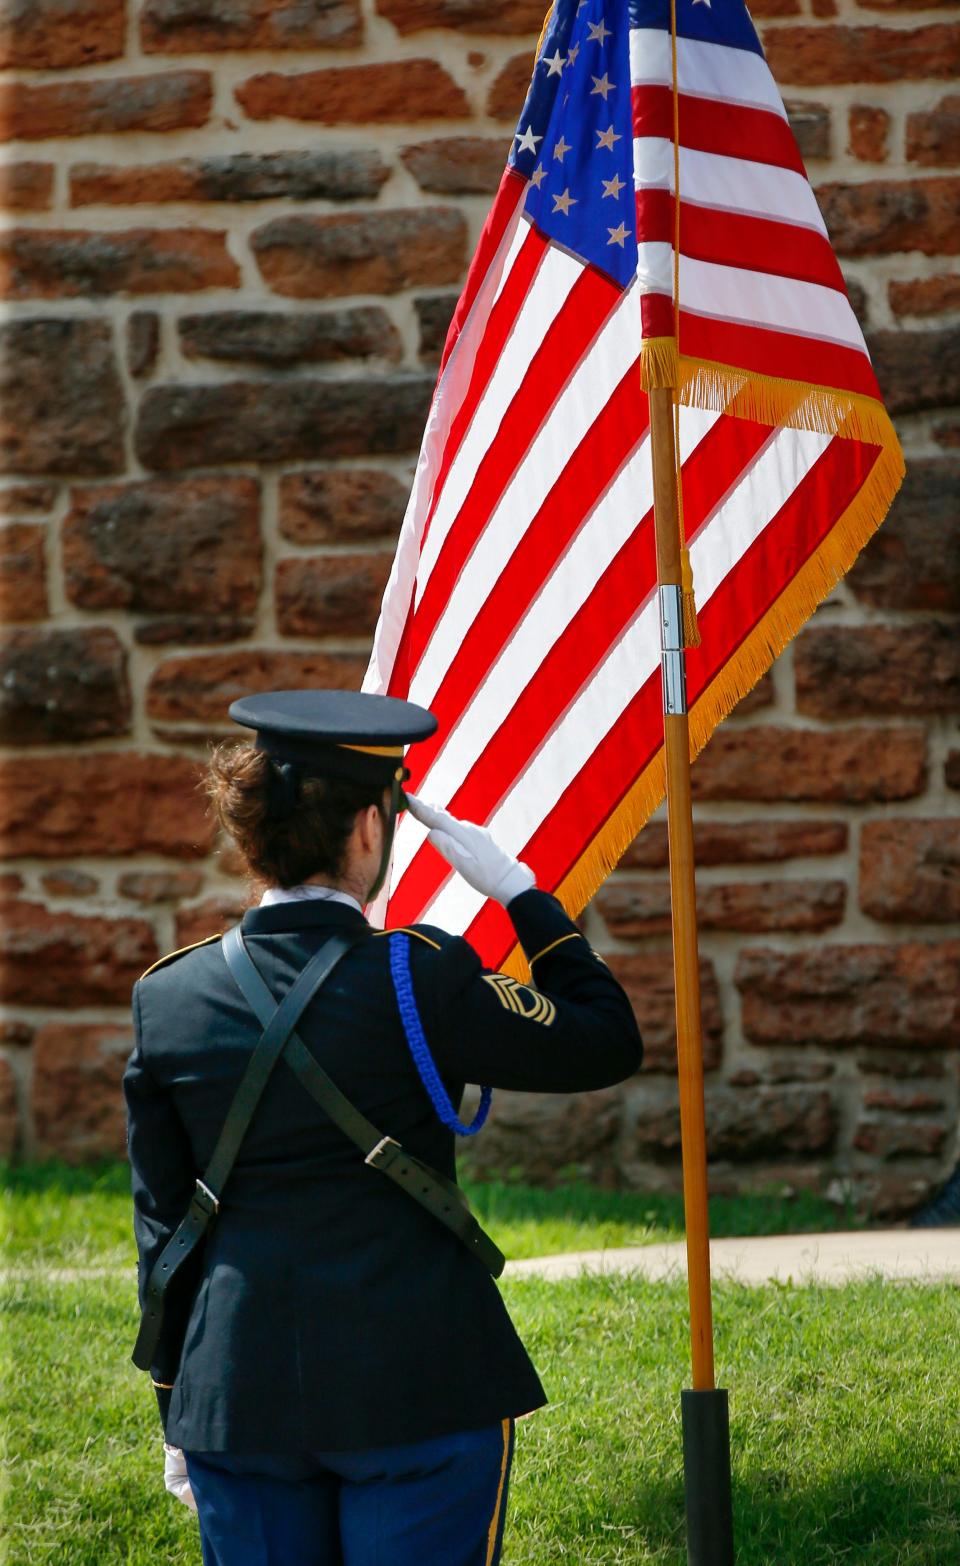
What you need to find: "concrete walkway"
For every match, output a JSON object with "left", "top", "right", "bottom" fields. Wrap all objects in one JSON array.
[{"left": 503, "top": 1229, "right": 960, "bottom": 1286}]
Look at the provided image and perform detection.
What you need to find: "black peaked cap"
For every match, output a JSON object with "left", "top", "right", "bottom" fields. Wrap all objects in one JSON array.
[{"left": 229, "top": 689, "right": 437, "bottom": 788}]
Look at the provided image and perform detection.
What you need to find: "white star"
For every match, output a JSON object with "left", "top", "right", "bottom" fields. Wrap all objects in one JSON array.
[
  {"left": 529, "top": 163, "right": 547, "bottom": 188},
  {"left": 567, "top": 41, "right": 580, "bottom": 65},
  {"left": 552, "top": 187, "right": 577, "bottom": 215},
  {"left": 587, "top": 18, "right": 610, "bottom": 43},
  {"left": 590, "top": 73, "right": 615, "bottom": 100},
  {"left": 595, "top": 124, "right": 621, "bottom": 151},
  {"left": 693, "top": 0, "right": 711, "bottom": 7},
  {"left": 553, "top": 135, "right": 571, "bottom": 161},
  {"left": 514, "top": 125, "right": 542, "bottom": 156},
  {"left": 607, "top": 221, "right": 630, "bottom": 247},
  {"left": 601, "top": 172, "right": 625, "bottom": 199},
  {"left": 543, "top": 47, "right": 566, "bottom": 76}
]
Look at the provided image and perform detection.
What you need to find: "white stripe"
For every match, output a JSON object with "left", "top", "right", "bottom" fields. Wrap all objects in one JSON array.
[
  {"left": 414, "top": 227, "right": 579, "bottom": 608},
  {"left": 407, "top": 421, "right": 833, "bottom": 931},
  {"left": 629, "top": 28, "right": 787, "bottom": 120},
  {"left": 680, "top": 255, "right": 867, "bottom": 352},
  {"left": 634, "top": 140, "right": 828, "bottom": 237}
]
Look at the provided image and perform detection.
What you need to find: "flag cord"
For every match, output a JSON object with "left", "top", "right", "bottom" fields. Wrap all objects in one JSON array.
[{"left": 670, "top": 0, "right": 700, "bottom": 649}]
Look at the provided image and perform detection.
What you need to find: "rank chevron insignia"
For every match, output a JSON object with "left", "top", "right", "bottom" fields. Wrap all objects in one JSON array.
[{"left": 482, "top": 973, "right": 557, "bottom": 1026}]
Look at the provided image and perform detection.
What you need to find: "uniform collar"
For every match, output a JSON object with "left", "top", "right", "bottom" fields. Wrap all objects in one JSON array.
[{"left": 241, "top": 900, "right": 372, "bottom": 935}]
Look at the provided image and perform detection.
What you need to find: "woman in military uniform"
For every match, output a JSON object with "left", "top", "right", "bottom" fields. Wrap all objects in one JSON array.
[{"left": 124, "top": 689, "right": 642, "bottom": 1566}]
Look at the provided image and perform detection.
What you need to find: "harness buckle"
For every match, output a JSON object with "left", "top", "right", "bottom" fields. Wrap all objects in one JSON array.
[
  {"left": 364, "top": 1136, "right": 400, "bottom": 1168},
  {"left": 193, "top": 1178, "right": 220, "bottom": 1217}
]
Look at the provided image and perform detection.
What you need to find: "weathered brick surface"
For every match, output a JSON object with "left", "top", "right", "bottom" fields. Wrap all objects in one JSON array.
[
  {"left": 401, "top": 138, "right": 508, "bottom": 193},
  {"left": 597, "top": 878, "right": 846, "bottom": 938},
  {"left": 947, "top": 752, "right": 960, "bottom": 792},
  {"left": 0, "top": 1059, "right": 17, "bottom": 1160},
  {"left": 237, "top": 61, "right": 469, "bottom": 124},
  {"left": 863, "top": 1088, "right": 944, "bottom": 1114},
  {"left": 848, "top": 104, "right": 888, "bottom": 162},
  {"left": 135, "top": 615, "right": 255, "bottom": 647},
  {"left": 71, "top": 150, "right": 389, "bottom": 207},
  {"left": 0, "top": 628, "right": 130, "bottom": 745},
  {"left": 279, "top": 469, "right": 408, "bottom": 545},
  {"left": 859, "top": 1050, "right": 945, "bottom": 1081},
  {"left": 63, "top": 478, "right": 262, "bottom": 616},
  {"left": 0, "top": 319, "right": 124, "bottom": 476},
  {"left": 416, "top": 294, "right": 457, "bottom": 366},
  {"left": 784, "top": 100, "right": 831, "bottom": 161},
  {"left": 136, "top": 376, "right": 434, "bottom": 470},
  {"left": 860, "top": 820, "right": 960, "bottom": 925},
  {"left": 691, "top": 726, "right": 927, "bottom": 803},
  {"left": 0, "top": 72, "right": 212, "bottom": 143},
  {"left": 378, "top": 0, "right": 543, "bottom": 34},
  {"left": 0, "top": 0, "right": 124, "bottom": 70},
  {"left": 32, "top": 1022, "right": 131, "bottom": 1161},
  {"left": 889, "top": 276, "right": 960, "bottom": 320},
  {"left": 147, "top": 650, "right": 367, "bottom": 726},
  {"left": 462, "top": 1088, "right": 625, "bottom": 1185},
  {"left": 0, "top": 524, "right": 46, "bottom": 621},
  {"left": 0, "top": 163, "right": 54, "bottom": 213},
  {"left": 41, "top": 869, "right": 98, "bottom": 898},
  {"left": 179, "top": 309, "right": 401, "bottom": 367},
  {"left": 253, "top": 209, "right": 465, "bottom": 299},
  {"left": 0, "top": 484, "right": 56, "bottom": 516},
  {"left": 906, "top": 95, "right": 960, "bottom": 168},
  {"left": 636, "top": 1087, "right": 835, "bottom": 1162},
  {"left": 868, "top": 326, "right": 960, "bottom": 416},
  {"left": 275, "top": 553, "right": 394, "bottom": 639},
  {"left": 175, "top": 895, "right": 250, "bottom": 949},
  {"left": 817, "top": 178, "right": 960, "bottom": 258},
  {"left": 142, "top": 0, "right": 362, "bottom": 52},
  {"left": 118, "top": 870, "right": 204, "bottom": 904},
  {"left": 795, "top": 623, "right": 960, "bottom": 718},
  {"left": 764, "top": 25, "right": 960, "bottom": 85},
  {"left": 737, "top": 942, "right": 960, "bottom": 1049},
  {"left": 487, "top": 53, "right": 535, "bottom": 121},
  {"left": 847, "top": 460, "right": 958, "bottom": 612},
  {"left": 623, "top": 820, "right": 847, "bottom": 871},
  {"left": 127, "top": 312, "right": 159, "bottom": 379},
  {"left": 854, "top": 1118, "right": 947, "bottom": 1161},
  {"left": 0, "top": 228, "right": 239, "bottom": 300},
  {"left": 0, "top": 902, "right": 158, "bottom": 1007},
  {"left": 0, "top": 753, "right": 214, "bottom": 859},
  {"left": 605, "top": 954, "right": 723, "bottom": 1073}
]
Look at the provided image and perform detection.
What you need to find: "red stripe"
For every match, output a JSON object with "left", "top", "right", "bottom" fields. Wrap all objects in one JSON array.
[
  {"left": 632, "top": 86, "right": 805, "bottom": 176},
  {"left": 410, "top": 264, "right": 621, "bottom": 669},
  {"left": 438, "top": 167, "right": 525, "bottom": 379},
  {"left": 679, "top": 309, "right": 881, "bottom": 400},
  {"left": 635, "top": 187, "right": 847, "bottom": 294},
  {"left": 461, "top": 434, "right": 880, "bottom": 965},
  {"left": 641, "top": 291, "right": 673, "bottom": 337}
]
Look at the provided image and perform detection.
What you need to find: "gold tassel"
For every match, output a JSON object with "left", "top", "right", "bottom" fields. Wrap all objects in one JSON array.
[
  {"left": 641, "top": 336, "right": 678, "bottom": 391},
  {"left": 680, "top": 546, "right": 701, "bottom": 648}
]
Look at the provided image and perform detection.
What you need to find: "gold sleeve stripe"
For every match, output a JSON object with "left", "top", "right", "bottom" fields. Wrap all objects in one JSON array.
[
  {"left": 529, "top": 932, "right": 583, "bottom": 967},
  {"left": 373, "top": 927, "right": 442, "bottom": 950},
  {"left": 140, "top": 933, "right": 223, "bottom": 981},
  {"left": 482, "top": 973, "right": 555, "bottom": 1025}
]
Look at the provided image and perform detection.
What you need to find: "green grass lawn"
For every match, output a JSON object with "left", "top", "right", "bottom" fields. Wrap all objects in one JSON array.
[{"left": 4, "top": 1162, "right": 954, "bottom": 1566}]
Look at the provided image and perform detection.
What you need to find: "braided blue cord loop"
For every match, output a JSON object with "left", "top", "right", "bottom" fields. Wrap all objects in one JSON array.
[{"left": 389, "top": 932, "right": 492, "bottom": 1137}]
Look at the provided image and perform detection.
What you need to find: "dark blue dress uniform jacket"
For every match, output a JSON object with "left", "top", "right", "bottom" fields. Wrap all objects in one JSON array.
[{"left": 123, "top": 887, "right": 643, "bottom": 1455}]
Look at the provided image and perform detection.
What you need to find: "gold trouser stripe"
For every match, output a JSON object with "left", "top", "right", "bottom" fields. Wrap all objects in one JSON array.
[
  {"left": 529, "top": 932, "right": 582, "bottom": 967},
  {"left": 485, "top": 1419, "right": 512, "bottom": 1566}
]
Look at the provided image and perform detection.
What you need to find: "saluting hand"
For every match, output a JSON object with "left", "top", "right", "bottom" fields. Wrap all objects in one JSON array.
[
  {"left": 163, "top": 1444, "right": 197, "bottom": 1512},
  {"left": 404, "top": 795, "right": 535, "bottom": 907}
]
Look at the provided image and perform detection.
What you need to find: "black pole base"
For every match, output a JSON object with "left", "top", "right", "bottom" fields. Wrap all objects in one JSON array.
[{"left": 681, "top": 1388, "right": 735, "bottom": 1566}]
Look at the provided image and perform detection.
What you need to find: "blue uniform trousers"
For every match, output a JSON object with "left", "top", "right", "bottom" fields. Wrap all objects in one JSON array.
[{"left": 184, "top": 1420, "right": 514, "bottom": 1566}]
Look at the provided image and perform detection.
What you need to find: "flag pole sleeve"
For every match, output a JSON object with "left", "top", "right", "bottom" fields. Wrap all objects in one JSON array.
[{"left": 649, "top": 381, "right": 716, "bottom": 1395}]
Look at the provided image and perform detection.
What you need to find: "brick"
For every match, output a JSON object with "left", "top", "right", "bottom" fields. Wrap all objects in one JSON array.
[
  {"left": 856, "top": 0, "right": 957, "bottom": 8},
  {"left": 0, "top": 0, "right": 123, "bottom": 69},
  {"left": 0, "top": 319, "right": 124, "bottom": 476},
  {"left": 0, "top": 484, "right": 55, "bottom": 516},
  {"left": 691, "top": 725, "right": 926, "bottom": 804},
  {"left": 142, "top": 0, "right": 361, "bottom": 51},
  {"left": 863, "top": 1089, "right": 944, "bottom": 1113},
  {"left": 136, "top": 375, "right": 434, "bottom": 470},
  {"left": 844, "top": 277, "right": 868, "bottom": 328},
  {"left": 63, "top": 478, "right": 261, "bottom": 618},
  {"left": 752, "top": 0, "right": 800, "bottom": 11},
  {"left": 947, "top": 751, "right": 960, "bottom": 791},
  {"left": 0, "top": 628, "right": 130, "bottom": 746},
  {"left": 0, "top": 524, "right": 46, "bottom": 621},
  {"left": 253, "top": 208, "right": 465, "bottom": 299},
  {"left": 934, "top": 422, "right": 960, "bottom": 450},
  {"left": 737, "top": 940, "right": 960, "bottom": 1049},
  {"left": 763, "top": 25, "right": 960, "bottom": 86},
  {"left": 810, "top": 0, "right": 835, "bottom": 14},
  {"left": 378, "top": 0, "right": 543, "bottom": 31},
  {"left": 416, "top": 294, "right": 457, "bottom": 367},
  {"left": 147, "top": 650, "right": 367, "bottom": 726},
  {"left": 848, "top": 105, "right": 889, "bottom": 163},
  {"left": 622, "top": 819, "right": 848, "bottom": 870},
  {"left": 752, "top": 1056, "right": 835, "bottom": 1085},
  {"left": 851, "top": 457, "right": 952, "bottom": 610},
  {"left": 597, "top": 878, "right": 846, "bottom": 937},
  {"left": 0, "top": 1058, "right": 16, "bottom": 1160},
  {"left": 867, "top": 326, "right": 960, "bottom": 417},
  {"left": 0, "top": 875, "right": 24, "bottom": 896},
  {"left": 858, "top": 1050, "right": 945, "bottom": 1081},
  {"left": 279, "top": 469, "right": 408, "bottom": 545},
  {"left": 0, "top": 163, "right": 54, "bottom": 213},
  {"left": 889, "top": 276, "right": 960, "bottom": 319},
  {"left": 860, "top": 820, "right": 960, "bottom": 925},
  {"left": 816, "top": 178, "right": 960, "bottom": 259},
  {"left": 0, "top": 902, "right": 158, "bottom": 1008},
  {"left": 175, "top": 896, "right": 249, "bottom": 950},
  {"left": 784, "top": 100, "right": 831, "bottom": 162},
  {"left": 118, "top": 869, "right": 203, "bottom": 904},
  {"left": 32, "top": 1022, "right": 131, "bottom": 1162},
  {"left": 275, "top": 552, "right": 393, "bottom": 638},
  {"left": 487, "top": 52, "right": 535, "bottom": 122},
  {"left": 635, "top": 1086, "right": 835, "bottom": 1162},
  {"left": 906, "top": 95, "right": 960, "bottom": 168},
  {"left": 0, "top": 751, "right": 214, "bottom": 860},
  {"left": 179, "top": 309, "right": 401, "bottom": 368},
  {"left": 237, "top": 61, "right": 468, "bottom": 125},
  {"left": 0, "top": 71, "right": 212, "bottom": 143},
  {"left": 0, "top": 228, "right": 239, "bottom": 301},
  {"left": 70, "top": 149, "right": 388, "bottom": 208},
  {"left": 127, "top": 312, "right": 159, "bottom": 379},
  {"left": 461, "top": 1087, "right": 624, "bottom": 1186},
  {"left": 134, "top": 615, "right": 254, "bottom": 647},
  {"left": 795, "top": 623, "right": 960, "bottom": 719},
  {"left": 401, "top": 137, "right": 508, "bottom": 194},
  {"left": 41, "top": 869, "right": 98, "bottom": 897},
  {"left": 604, "top": 953, "right": 723, "bottom": 1074},
  {"left": 854, "top": 1118, "right": 946, "bottom": 1161}
]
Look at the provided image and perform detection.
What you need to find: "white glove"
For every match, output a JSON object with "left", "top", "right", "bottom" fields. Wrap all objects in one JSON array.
[
  {"left": 405, "top": 795, "right": 535, "bottom": 906},
  {"left": 163, "top": 1444, "right": 198, "bottom": 1512}
]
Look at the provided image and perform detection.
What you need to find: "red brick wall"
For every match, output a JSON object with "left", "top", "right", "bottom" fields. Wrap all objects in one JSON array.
[{"left": 0, "top": 0, "right": 957, "bottom": 1214}]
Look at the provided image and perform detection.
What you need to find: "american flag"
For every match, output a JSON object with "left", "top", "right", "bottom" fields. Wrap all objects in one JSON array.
[{"left": 364, "top": 0, "right": 904, "bottom": 972}]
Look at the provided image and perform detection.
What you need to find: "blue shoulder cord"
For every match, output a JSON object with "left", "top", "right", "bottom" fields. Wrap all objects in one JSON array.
[{"left": 389, "top": 932, "right": 492, "bottom": 1137}]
